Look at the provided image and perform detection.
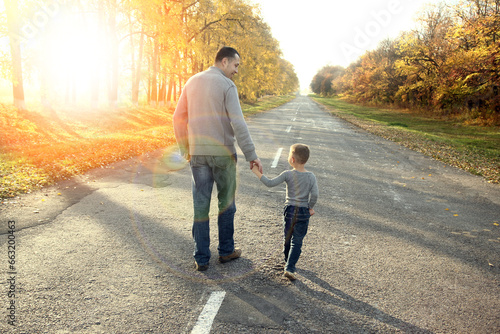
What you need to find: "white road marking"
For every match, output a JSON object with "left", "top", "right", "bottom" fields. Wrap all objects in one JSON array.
[
  {"left": 191, "top": 291, "right": 226, "bottom": 334},
  {"left": 271, "top": 148, "right": 283, "bottom": 168},
  {"left": 286, "top": 126, "right": 292, "bottom": 133}
]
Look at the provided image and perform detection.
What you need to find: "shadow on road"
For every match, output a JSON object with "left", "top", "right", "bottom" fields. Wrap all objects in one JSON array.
[{"left": 298, "top": 269, "right": 434, "bottom": 333}]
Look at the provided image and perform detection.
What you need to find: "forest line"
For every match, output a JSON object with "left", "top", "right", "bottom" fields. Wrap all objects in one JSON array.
[
  {"left": 1, "top": 0, "right": 299, "bottom": 110},
  {"left": 311, "top": 0, "right": 500, "bottom": 125}
]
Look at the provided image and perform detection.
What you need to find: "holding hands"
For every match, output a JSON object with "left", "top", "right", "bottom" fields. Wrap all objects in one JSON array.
[
  {"left": 251, "top": 164, "right": 263, "bottom": 179},
  {"left": 250, "top": 158, "right": 263, "bottom": 175}
]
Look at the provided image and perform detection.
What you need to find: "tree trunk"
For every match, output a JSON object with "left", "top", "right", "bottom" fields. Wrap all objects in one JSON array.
[
  {"left": 147, "top": 50, "right": 151, "bottom": 104},
  {"left": 5, "top": 0, "right": 26, "bottom": 110},
  {"left": 166, "top": 76, "right": 174, "bottom": 108},
  {"left": 158, "top": 67, "right": 167, "bottom": 106},
  {"left": 158, "top": 81, "right": 164, "bottom": 107},
  {"left": 173, "top": 78, "right": 177, "bottom": 102},
  {"left": 129, "top": 13, "right": 135, "bottom": 102},
  {"left": 150, "top": 41, "right": 159, "bottom": 106},
  {"left": 132, "top": 28, "right": 145, "bottom": 105},
  {"left": 91, "top": 1, "right": 105, "bottom": 109},
  {"left": 107, "top": 0, "right": 119, "bottom": 109}
]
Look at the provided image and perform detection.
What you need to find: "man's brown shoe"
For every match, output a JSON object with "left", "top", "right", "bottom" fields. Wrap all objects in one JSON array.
[
  {"left": 195, "top": 261, "right": 209, "bottom": 271},
  {"left": 219, "top": 248, "right": 242, "bottom": 263},
  {"left": 284, "top": 271, "right": 296, "bottom": 281}
]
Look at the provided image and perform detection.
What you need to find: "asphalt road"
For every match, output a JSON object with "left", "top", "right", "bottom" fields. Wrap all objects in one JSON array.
[{"left": 1, "top": 96, "right": 499, "bottom": 333}]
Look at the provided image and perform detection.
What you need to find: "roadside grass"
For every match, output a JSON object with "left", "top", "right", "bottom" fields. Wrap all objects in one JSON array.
[
  {"left": 0, "top": 95, "right": 296, "bottom": 199},
  {"left": 311, "top": 95, "right": 500, "bottom": 183},
  {"left": 240, "top": 95, "right": 296, "bottom": 116}
]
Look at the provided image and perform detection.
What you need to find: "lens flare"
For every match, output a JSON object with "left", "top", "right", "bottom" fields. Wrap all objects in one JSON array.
[{"left": 158, "top": 146, "right": 189, "bottom": 172}]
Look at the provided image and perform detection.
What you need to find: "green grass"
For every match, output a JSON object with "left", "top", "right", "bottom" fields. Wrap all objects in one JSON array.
[
  {"left": 0, "top": 95, "right": 296, "bottom": 199},
  {"left": 311, "top": 95, "right": 500, "bottom": 183},
  {"left": 241, "top": 95, "right": 296, "bottom": 116}
]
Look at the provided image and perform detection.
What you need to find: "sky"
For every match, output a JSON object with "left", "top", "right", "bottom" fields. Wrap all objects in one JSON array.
[{"left": 251, "top": 0, "right": 447, "bottom": 91}]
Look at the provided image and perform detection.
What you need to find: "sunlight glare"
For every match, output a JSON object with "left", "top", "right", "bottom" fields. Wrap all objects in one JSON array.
[{"left": 42, "top": 11, "right": 108, "bottom": 102}]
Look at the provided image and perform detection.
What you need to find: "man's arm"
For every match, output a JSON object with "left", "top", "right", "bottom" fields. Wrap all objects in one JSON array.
[
  {"left": 224, "top": 86, "right": 259, "bottom": 162},
  {"left": 173, "top": 89, "right": 189, "bottom": 159}
]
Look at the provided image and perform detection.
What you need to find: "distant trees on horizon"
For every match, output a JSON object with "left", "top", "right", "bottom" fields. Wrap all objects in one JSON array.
[{"left": 311, "top": 0, "right": 500, "bottom": 123}]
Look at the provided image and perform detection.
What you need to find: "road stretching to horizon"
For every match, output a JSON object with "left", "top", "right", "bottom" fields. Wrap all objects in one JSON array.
[{"left": 1, "top": 96, "right": 499, "bottom": 333}]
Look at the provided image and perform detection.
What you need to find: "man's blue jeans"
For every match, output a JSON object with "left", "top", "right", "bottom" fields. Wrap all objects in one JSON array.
[
  {"left": 283, "top": 205, "right": 310, "bottom": 273},
  {"left": 190, "top": 155, "right": 237, "bottom": 265}
]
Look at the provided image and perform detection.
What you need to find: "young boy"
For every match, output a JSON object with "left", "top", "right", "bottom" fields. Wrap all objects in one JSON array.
[{"left": 252, "top": 144, "right": 318, "bottom": 280}]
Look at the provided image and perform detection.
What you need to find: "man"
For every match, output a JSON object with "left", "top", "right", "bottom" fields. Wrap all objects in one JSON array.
[{"left": 173, "top": 46, "right": 263, "bottom": 271}]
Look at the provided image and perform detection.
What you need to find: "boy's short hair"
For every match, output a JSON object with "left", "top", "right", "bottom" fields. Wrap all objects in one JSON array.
[{"left": 291, "top": 144, "right": 310, "bottom": 164}]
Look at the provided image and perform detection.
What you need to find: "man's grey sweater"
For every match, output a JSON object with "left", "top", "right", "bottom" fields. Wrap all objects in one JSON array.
[{"left": 173, "top": 66, "right": 258, "bottom": 162}]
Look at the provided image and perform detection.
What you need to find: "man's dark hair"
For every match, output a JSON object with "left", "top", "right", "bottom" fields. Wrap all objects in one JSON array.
[{"left": 215, "top": 46, "right": 240, "bottom": 63}]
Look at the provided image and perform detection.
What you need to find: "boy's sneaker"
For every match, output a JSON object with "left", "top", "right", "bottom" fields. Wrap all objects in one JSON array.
[
  {"left": 284, "top": 271, "right": 296, "bottom": 281},
  {"left": 219, "top": 248, "right": 242, "bottom": 263},
  {"left": 195, "top": 261, "right": 209, "bottom": 271}
]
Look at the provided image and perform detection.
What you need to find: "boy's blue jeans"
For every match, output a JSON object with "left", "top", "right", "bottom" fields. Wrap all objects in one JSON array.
[
  {"left": 190, "top": 155, "right": 237, "bottom": 266},
  {"left": 283, "top": 205, "right": 310, "bottom": 273}
]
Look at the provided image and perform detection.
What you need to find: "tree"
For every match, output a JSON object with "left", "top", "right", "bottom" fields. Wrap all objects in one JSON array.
[
  {"left": 4, "top": 0, "right": 26, "bottom": 110},
  {"left": 0, "top": 0, "right": 299, "bottom": 110},
  {"left": 310, "top": 65, "right": 344, "bottom": 96},
  {"left": 182, "top": 0, "right": 296, "bottom": 100},
  {"left": 445, "top": 0, "right": 500, "bottom": 116},
  {"left": 344, "top": 38, "right": 404, "bottom": 104},
  {"left": 311, "top": 0, "right": 499, "bottom": 122},
  {"left": 395, "top": 3, "right": 454, "bottom": 109}
]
